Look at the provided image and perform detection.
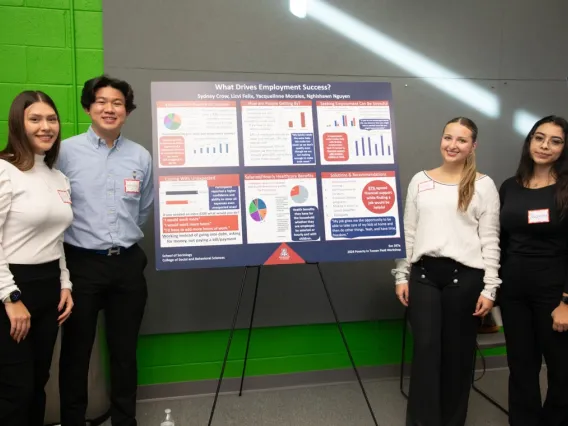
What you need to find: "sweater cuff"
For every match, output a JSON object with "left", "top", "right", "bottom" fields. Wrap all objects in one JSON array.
[
  {"left": 392, "top": 271, "right": 409, "bottom": 285},
  {"left": 481, "top": 287, "right": 497, "bottom": 302},
  {"left": 0, "top": 284, "right": 19, "bottom": 303}
]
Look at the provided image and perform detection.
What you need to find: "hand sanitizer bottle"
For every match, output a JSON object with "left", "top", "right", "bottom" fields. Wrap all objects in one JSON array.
[{"left": 160, "top": 408, "right": 175, "bottom": 426}]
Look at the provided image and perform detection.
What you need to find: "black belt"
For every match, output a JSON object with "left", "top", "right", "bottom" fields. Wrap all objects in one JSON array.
[{"left": 64, "top": 243, "right": 133, "bottom": 256}]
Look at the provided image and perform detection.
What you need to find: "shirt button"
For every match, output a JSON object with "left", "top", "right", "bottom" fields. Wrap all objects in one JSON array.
[
  {"left": 421, "top": 275, "right": 425, "bottom": 279},
  {"left": 453, "top": 279, "right": 458, "bottom": 283}
]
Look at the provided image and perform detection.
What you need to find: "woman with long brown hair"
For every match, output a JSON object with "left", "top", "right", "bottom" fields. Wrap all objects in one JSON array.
[
  {"left": 499, "top": 115, "right": 568, "bottom": 426},
  {"left": 392, "top": 117, "right": 501, "bottom": 426},
  {"left": 0, "top": 91, "right": 74, "bottom": 426}
]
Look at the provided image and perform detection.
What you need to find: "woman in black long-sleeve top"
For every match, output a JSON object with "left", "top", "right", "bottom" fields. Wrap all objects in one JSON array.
[{"left": 499, "top": 115, "right": 568, "bottom": 426}]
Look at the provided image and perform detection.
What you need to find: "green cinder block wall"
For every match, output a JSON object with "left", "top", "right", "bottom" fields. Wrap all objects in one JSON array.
[
  {"left": 0, "top": 0, "right": 103, "bottom": 143},
  {"left": 0, "top": 0, "right": 506, "bottom": 387}
]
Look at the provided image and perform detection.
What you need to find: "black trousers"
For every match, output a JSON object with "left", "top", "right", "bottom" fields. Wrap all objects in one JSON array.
[
  {"left": 59, "top": 244, "right": 148, "bottom": 426},
  {"left": 500, "top": 255, "right": 568, "bottom": 426},
  {"left": 406, "top": 256, "right": 484, "bottom": 426},
  {"left": 0, "top": 261, "right": 61, "bottom": 426}
]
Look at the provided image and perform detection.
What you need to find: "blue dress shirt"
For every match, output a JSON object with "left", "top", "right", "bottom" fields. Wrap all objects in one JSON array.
[{"left": 57, "top": 126, "right": 154, "bottom": 250}]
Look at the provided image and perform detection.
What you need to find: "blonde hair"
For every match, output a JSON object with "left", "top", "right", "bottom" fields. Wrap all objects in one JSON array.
[
  {"left": 444, "top": 117, "right": 479, "bottom": 212},
  {"left": 458, "top": 150, "right": 477, "bottom": 211}
]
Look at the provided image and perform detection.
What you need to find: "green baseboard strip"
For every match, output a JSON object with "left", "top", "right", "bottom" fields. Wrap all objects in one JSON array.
[{"left": 136, "top": 320, "right": 506, "bottom": 386}]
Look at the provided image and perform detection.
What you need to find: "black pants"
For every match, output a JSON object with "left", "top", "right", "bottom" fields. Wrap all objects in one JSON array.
[
  {"left": 500, "top": 255, "right": 568, "bottom": 426},
  {"left": 0, "top": 261, "right": 61, "bottom": 426},
  {"left": 59, "top": 244, "right": 148, "bottom": 426},
  {"left": 406, "top": 256, "right": 484, "bottom": 426}
]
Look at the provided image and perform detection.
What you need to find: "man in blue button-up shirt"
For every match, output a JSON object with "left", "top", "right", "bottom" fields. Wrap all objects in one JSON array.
[{"left": 57, "top": 75, "right": 153, "bottom": 426}]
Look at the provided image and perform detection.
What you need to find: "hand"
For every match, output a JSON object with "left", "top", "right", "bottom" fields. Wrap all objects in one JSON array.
[
  {"left": 396, "top": 283, "right": 409, "bottom": 307},
  {"left": 551, "top": 303, "right": 568, "bottom": 332},
  {"left": 58, "top": 289, "right": 74, "bottom": 326},
  {"left": 4, "top": 301, "right": 31, "bottom": 342},
  {"left": 473, "top": 295, "right": 494, "bottom": 317}
]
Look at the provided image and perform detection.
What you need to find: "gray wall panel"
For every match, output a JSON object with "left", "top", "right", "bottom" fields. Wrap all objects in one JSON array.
[
  {"left": 102, "top": 0, "right": 568, "bottom": 335},
  {"left": 103, "top": 0, "right": 504, "bottom": 80},
  {"left": 500, "top": 0, "right": 568, "bottom": 80}
]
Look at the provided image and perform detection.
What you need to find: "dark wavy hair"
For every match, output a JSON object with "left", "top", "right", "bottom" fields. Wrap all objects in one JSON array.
[
  {"left": 0, "top": 91, "right": 61, "bottom": 171},
  {"left": 81, "top": 74, "right": 136, "bottom": 113},
  {"left": 515, "top": 115, "right": 568, "bottom": 216}
]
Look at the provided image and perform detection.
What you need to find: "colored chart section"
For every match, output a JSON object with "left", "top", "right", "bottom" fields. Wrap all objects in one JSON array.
[
  {"left": 158, "top": 174, "right": 243, "bottom": 248},
  {"left": 163, "top": 113, "right": 182, "bottom": 130},
  {"left": 241, "top": 101, "right": 315, "bottom": 166},
  {"left": 249, "top": 198, "right": 267, "bottom": 222},
  {"left": 157, "top": 101, "right": 239, "bottom": 168},
  {"left": 317, "top": 101, "right": 394, "bottom": 165},
  {"left": 290, "top": 185, "right": 309, "bottom": 204},
  {"left": 321, "top": 171, "right": 400, "bottom": 241},
  {"left": 244, "top": 173, "right": 320, "bottom": 244}
]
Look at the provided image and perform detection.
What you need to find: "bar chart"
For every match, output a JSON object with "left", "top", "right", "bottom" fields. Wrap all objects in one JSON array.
[
  {"left": 159, "top": 180, "right": 205, "bottom": 216},
  {"left": 353, "top": 135, "right": 392, "bottom": 159},
  {"left": 156, "top": 102, "right": 240, "bottom": 168},
  {"left": 192, "top": 143, "right": 231, "bottom": 155},
  {"left": 329, "top": 114, "right": 357, "bottom": 128},
  {"left": 288, "top": 112, "right": 307, "bottom": 129},
  {"left": 241, "top": 101, "right": 315, "bottom": 166}
]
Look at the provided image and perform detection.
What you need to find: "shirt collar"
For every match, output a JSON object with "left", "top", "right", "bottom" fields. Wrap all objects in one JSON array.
[{"left": 87, "top": 126, "right": 124, "bottom": 150}]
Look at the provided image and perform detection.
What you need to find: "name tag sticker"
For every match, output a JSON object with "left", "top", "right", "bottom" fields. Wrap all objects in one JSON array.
[
  {"left": 418, "top": 180, "right": 435, "bottom": 192},
  {"left": 124, "top": 179, "right": 141, "bottom": 194},
  {"left": 528, "top": 209, "right": 550, "bottom": 224},
  {"left": 58, "top": 190, "right": 71, "bottom": 204}
]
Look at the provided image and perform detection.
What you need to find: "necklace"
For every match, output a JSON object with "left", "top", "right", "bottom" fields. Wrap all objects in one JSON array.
[{"left": 529, "top": 175, "right": 554, "bottom": 189}]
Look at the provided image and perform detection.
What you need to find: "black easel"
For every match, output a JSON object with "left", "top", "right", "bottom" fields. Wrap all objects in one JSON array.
[
  {"left": 207, "top": 262, "right": 379, "bottom": 426},
  {"left": 207, "top": 265, "right": 253, "bottom": 426}
]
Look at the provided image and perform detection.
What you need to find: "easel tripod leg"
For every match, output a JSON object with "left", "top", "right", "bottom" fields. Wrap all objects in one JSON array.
[
  {"left": 240, "top": 265, "right": 262, "bottom": 396},
  {"left": 208, "top": 266, "right": 250, "bottom": 426},
  {"left": 315, "top": 262, "right": 380, "bottom": 426}
]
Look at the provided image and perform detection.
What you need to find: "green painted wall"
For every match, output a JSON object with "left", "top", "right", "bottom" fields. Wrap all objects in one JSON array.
[
  {"left": 0, "top": 0, "right": 506, "bottom": 387},
  {"left": 0, "top": 0, "right": 104, "bottom": 146}
]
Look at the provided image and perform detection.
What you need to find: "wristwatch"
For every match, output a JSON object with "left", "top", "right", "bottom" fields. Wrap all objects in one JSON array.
[
  {"left": 2, "top": 289, "right": 21, "bottom": 304},
  {"left": 561, "top": 295, "right": 568, "bottom": 305}
]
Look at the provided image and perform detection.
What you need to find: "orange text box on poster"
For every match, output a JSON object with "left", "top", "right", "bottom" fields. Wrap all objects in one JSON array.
[{"left": 159, "top": 136, "right": 185, "bottom": 166}]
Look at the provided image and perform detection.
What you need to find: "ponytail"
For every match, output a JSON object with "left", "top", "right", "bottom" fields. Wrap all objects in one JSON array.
[
  {"left": 458, "top": 150, "right": 477, "bottom": 212},
  {"left": 444, "top": 116, "right": 479, "bottom": 212}
]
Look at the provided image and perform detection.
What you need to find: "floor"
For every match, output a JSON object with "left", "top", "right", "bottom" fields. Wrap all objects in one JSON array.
[{"left": 99, "top": 367, "right": 548, "bottom": 425}]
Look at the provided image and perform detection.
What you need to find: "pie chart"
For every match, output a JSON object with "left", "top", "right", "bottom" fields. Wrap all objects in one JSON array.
[
  {"left": 164, "top": 113, "right": 182, "bottom": 130},
  {"left": 249, "top": 198, "right": 267, "bottom": 222},
  {"left": 290, "top": 185, "right": 309, "bottom": 203}
]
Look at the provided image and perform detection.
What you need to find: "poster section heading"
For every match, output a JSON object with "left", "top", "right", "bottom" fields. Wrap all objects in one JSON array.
[{"left": 152, "top": 82, "right": 405, "bottom": 270}]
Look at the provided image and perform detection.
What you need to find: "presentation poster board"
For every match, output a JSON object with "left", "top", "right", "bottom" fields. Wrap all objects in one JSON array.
[{"left": 151, "top": 81, "right": 406, "bottom": 270}]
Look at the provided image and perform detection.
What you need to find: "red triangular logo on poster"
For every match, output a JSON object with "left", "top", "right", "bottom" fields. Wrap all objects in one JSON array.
[{"left": 264, "top": 243, "right": 305, "bottom": 265}]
